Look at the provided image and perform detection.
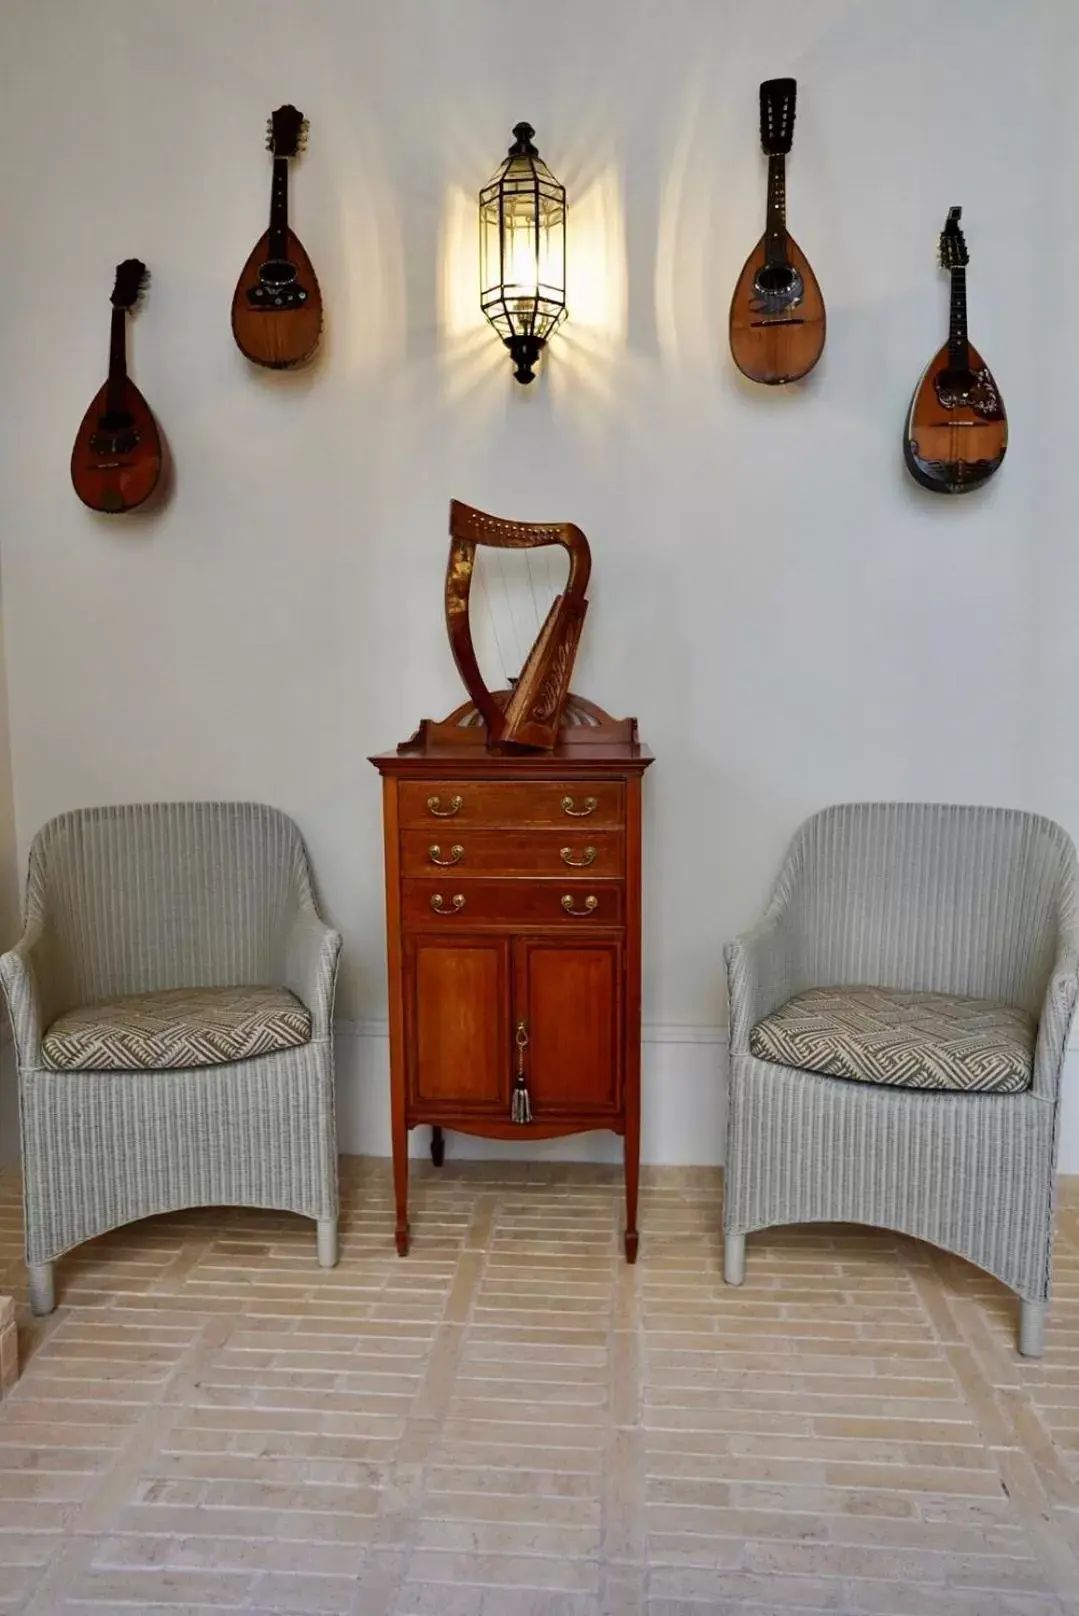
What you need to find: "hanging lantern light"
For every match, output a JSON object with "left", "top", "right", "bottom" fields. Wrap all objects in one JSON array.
[{"left": 479, "top": 123, "right": 567, "bottom": 384}]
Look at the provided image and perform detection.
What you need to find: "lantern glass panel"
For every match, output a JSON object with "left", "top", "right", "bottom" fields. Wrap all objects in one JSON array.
[{"left": 480, "top": 141, "right": 566, "bottom": 351}]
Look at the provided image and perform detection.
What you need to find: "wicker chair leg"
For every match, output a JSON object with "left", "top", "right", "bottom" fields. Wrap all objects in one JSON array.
[
  {"left": 28, "top": 1262, "right": 55, "bottom": 1316},
  {"left": 724, "top": 1233, "right": 746, "bottom": 1286},
  {"left": 316, "top": 1218, "right": 338, "bottom": 1269},
  {"left": 1019, "top": 1300, "right": 1046, "bottom": 1358}
]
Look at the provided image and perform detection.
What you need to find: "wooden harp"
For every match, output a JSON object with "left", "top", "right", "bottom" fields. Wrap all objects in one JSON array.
[{"left": 445, "top": 499, "right": 591, "bottom": 751}]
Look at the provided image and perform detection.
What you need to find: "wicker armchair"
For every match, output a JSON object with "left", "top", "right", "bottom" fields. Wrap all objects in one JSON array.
[
  {"left": 723, "top": 803, "right": 1079, "bottom": 1357},
  {"left": 0, "top": 802, "right": 342, "bottom": 1315}
]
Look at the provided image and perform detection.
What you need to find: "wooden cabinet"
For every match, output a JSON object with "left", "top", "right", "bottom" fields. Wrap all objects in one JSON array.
[{"left": 371, "top": 696, "right": 652, "bottom": 1260}]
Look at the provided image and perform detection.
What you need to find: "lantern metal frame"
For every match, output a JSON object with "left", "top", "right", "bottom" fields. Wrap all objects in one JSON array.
[{"left": 479, "top": 122, "right": 567, "bottom": 383}]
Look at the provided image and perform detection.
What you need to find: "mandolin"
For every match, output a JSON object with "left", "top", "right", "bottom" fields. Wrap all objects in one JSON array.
[
  {"left": 729, "top": 78, "right": 826, "bottom": 385},
  {"left": 70, "top": 259, "right": 162, "bottom": 514},
  {"left": 904, "top": 208, "right": 1006, "bottom": 495},
  {"left": 231, "top": 104, "right": 322, "bottom": 370}
]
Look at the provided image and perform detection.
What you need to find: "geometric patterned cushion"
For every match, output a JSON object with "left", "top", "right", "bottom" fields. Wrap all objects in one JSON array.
[
  {"left": 749, "top": 986, "right": 1036, "bottom": 1094},
  {"left": 42, "top": 984, "right": 311, "bottom": 1072}
]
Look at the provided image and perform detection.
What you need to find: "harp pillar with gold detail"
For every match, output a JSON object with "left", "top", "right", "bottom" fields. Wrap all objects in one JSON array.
[{"left": 370, "top": 503, "right": 653, "bottom": 1261}]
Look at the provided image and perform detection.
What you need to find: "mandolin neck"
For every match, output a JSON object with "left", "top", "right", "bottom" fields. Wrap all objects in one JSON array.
[
  {"left": 764, "top": 154, "right": 788, "bottom": 266},
  {"left": 106, "top": 306, "right": 127, "bottom": 415},
  {"left": 268, "top": 157, "right": 289, "bottom": 260},
  {"left": 948, "top": 266, "right": 969, "bottom": 368}
]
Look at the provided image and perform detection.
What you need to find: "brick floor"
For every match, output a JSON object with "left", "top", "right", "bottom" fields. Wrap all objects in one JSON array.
[{"left": 0, "top": 1157, "right": 1077, "bottom": 1614}]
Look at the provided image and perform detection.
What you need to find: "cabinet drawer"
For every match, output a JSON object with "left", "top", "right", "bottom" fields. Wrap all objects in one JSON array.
[
  {"left": 398, "top": 781, "right": 625, "bottom": 829},
  {"left": 401, "top": 829, "right": 625, "bottom": 879},
  {"left": 402, "top": 878, "right": 624, "bottom": 929}
]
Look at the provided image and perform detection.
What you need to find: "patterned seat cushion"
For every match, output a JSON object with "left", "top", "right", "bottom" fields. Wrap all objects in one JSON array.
[
  {"left": 43, "top": 985, "right": 312, "bottom": 1072},
  {"left": 749, "top": 986, "right": 1035, "bottom": 1094}
]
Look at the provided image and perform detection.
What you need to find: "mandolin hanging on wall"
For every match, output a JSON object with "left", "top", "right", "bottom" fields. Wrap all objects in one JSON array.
[
  {"left": 904, "top": 208, "right": 1006, "bottom": 494},
  {"left": 729, "top": 78, "right": 826, "bottom": 385},
  {"left": 231, "top": 104, "right": 322, "bottom": 369},
  {"left": 70, "top": 259, "right": 162, "bottom": 514}
]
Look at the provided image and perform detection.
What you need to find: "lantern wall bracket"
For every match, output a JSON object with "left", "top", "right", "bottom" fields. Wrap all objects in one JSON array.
[{"left": 507, "top": 334, "right": 544, "bottom": 385}]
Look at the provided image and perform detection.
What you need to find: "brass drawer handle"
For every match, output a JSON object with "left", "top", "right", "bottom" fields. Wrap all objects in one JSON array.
[
  {"left": 427, "top": 794, "right": 463, "bottom": 818},
  {"left": 429, "top": 843, "right": 464, "bottom": 867},
  {"left": 430, "top": 893, "right": 466, "bottom": 915},
  {"left": 562, "top": 894, "right": 598, "bottom": 917},
  {"left": 561, "top": 794, "right": 598, "bottom": 818},
  {"left": 560, "top": 845, "right": 597, "bottom": 868}
]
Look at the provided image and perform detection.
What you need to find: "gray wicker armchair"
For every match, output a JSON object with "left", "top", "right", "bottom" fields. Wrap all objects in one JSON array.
[
  {"left": 0, "top": 802, "right": 342, "bottom": 1315},
  {"left": 723, "top": 803, "right": 1079, "bottom": 1357}
]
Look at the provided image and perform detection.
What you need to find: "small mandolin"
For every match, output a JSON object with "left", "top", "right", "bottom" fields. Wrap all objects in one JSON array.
[
  {"left": 231, "top": 104, "right": 322, "bottom": 369},
  {"left": 70, "top": 259, "right": 162, "bottom": 515},
  {"left": 904, "top": 208, "right": 1006, "bottom": 495},
  {"left": 729, "top": 78, "right": 826, "bottom": 385}
]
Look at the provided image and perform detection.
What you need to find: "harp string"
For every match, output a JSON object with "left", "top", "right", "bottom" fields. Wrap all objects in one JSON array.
[
  {"left": 473, "top": 554, "right": 509, "bottom": 693},
  {"left": 474, "top": 540, "right": 561, "bottom": 696}
]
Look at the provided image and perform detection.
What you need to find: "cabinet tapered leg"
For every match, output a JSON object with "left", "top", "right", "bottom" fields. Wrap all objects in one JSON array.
[
  {"left": 392, "top": 1109, "right": 409, "bottom": 1258},
  {"left": 624, "top": 1113, "right": 640, "bottom": 1264},
  {"left": 430, "top": 1126, "right": 445, "bottom": 1167},
  {"left": 394, "top": 1163, "right": 409, "bottom": 1256}
]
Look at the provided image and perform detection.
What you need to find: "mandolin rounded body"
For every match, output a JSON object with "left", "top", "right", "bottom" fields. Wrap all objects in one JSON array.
[
  {"left": 70, "top": 378, "right": 162, "bottom": 514},
  {"left": 729, "top": 233, "right": 826, "bottom": 384},
  {"left": 231, "top": 229, "right": 322, "bottom": 369},
  {"left": 904, "top": 341, "right": 1007, "bottom": 494}
]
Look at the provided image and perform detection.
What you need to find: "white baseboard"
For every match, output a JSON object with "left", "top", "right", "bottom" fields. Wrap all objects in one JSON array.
[
  {"left": 332, "top": 1015, "right": 725, "bottom": 1166},
  {"left": 1, "top": 1019, "right": 1075, "bottom": 1174},
  {"left": 333, "top": 1016, "right": 1079, "bottom": 1173}
]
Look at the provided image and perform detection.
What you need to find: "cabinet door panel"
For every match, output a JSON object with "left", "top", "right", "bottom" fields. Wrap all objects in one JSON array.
[
  {"left": 405, "top": 935, "right": 509, "bottom": 1112},
  {"left": 514, "top": 939, "right": 623, "bottom": 1116}
]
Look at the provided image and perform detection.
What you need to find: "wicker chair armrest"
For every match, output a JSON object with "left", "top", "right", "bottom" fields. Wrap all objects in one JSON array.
[
  {"left": 724, "top": 910, "right": 801, "bottom": 1054},
  {"left": 1032, "top": 940, "right": 1079, "bottom": 1101},
  {"left": 283, "top": 905, "right": 342, "bottom": 1040},
  {"left": 0, "top": 918, "right": 54, "bottom": 1070}
]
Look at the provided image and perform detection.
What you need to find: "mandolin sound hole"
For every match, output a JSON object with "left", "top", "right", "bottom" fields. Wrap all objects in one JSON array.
[
  {"left": 97, "top": 409, "right": 135, "bottom": 434},
  {"left": 752, "top": 262, "right": 804, "bottom": 313},
  {"left": 258, "top": 259, "right": 298, "bottom": 287},
  {"left": 90, "top": 412, "right": 139, "bottom": 456},
  {"left": 935, "top": 367, "right": 976, "bottom": 400}
]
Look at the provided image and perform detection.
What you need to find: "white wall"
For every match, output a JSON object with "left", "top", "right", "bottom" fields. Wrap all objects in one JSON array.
[{"left": 2, "top": 0, "right": 1076, "bottom": 1164}]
